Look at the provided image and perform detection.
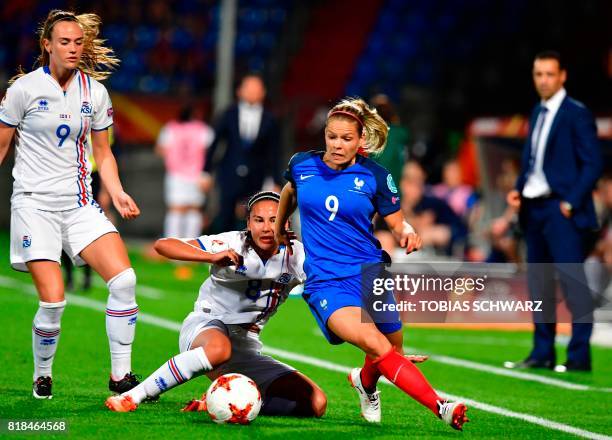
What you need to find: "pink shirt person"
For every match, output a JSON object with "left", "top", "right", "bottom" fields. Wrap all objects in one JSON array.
[{"left": 157, "top": 120, "right": 214, "bottom": 182}]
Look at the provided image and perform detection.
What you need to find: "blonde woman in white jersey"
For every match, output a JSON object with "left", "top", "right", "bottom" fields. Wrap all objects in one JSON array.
[
  {"left": 0, "top": 10, "right": 143, "bottom": 399},
  {"left": 105, "top": 192, "right": 327, "bottom": 418}
]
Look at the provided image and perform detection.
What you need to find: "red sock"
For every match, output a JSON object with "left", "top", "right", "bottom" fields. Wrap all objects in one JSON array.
[
  {"left": 374, "top": 348, "right": 441, "bottom": 415},
  {"left": 360, "top": 355, "right": 381, "bottom": 392}
]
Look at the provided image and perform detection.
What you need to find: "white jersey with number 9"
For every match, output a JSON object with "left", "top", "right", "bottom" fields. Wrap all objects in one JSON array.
[{"left": 0, "top": 67, "right": 113, "bottom": 211}]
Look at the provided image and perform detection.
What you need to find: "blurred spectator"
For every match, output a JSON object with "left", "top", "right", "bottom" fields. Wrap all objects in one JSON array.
[
  {"left": 430, "top": 159, "right": 479, "bottom": 219},
  {"left": 585, "top": 173, "right": 612, "bottom": 307},
  {"left": 205, "top": 73, "right": 281, "bottom": 231},
  {"left": 369, "top": 94, "right": 409, "bottom": 190},
  {"left": 376, "top": 161, "right": 467, "bottom": 256},
  {"left": 485, "top": 158, "right": 522, "bottom": 263},
  {"left": 155, "top": 104, "right": 214, "bottom": 239}
]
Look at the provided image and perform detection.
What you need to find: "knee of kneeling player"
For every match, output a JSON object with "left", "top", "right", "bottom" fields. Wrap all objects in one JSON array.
[
  {"left": 204, "top": 340, "right": 232, "bottom": 366},
  {"left": 310, "top": 388, "right": 327, "bottom": 418}
]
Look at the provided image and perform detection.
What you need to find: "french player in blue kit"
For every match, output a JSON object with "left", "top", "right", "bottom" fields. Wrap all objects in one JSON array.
[
  {"left": 0, "top": 10, "right": 143, "bottom": 399},
  {"left": 275, "top": 98, "right": 469, "bottom": 430}
]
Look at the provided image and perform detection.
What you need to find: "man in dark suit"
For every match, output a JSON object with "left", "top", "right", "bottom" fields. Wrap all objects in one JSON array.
[
  {"left": 505, "top": 51, "right": 602, "bottom": 372},
  {"left": 205, "top": 74, "right": 281, "bottom": 231}
]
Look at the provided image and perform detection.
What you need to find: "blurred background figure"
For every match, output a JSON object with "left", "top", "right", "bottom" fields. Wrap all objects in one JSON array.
[
  {"left": 369, "top": 94, "right": 409, "bottom": 188},
  {"left": 205, "top": 73, "right": 281, "bottom": 232},
  {"left": 484, "top": 158, "right": 522, "bottom": 264},
  {"left": 376, "top": 160, "right": 467, "bottom": 257},
  {"left": 586, "top": 172, "right": 612, "bottom": 308},
  {"left": 401, "top": 161, "right": 468, "bottom": 257},
  {"left": 155, "top": 104, "right": 213, "bottom": 279},
  {"left": 155, "top": 104, "right": 214, "bottom": 240},
  {"left": 431, "top": 159, "right": 479, "bottom": 220}
]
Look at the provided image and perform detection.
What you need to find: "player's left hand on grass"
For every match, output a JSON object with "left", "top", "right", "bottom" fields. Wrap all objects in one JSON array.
[
  {"left": 400, "top": 232, "right": 422, "bottom": 254},
  {"left": 406, "top": 354, "right": 429, "bottom": 363},
  {"left": 182, "top": 394, "right": 207, "bottom": 412},
  {"left": 112, "top": 191, "right": 141, "bottom": 220}
]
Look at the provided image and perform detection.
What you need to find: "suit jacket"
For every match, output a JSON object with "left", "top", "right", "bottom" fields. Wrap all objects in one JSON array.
[
  {"left": 516, "top": 96, "right": 602, "bottom": 229},
  {"left": 205, "top": 104, "right": 281, "bottom": 188}
]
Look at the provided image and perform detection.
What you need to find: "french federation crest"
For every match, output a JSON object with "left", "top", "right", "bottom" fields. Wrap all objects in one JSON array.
[
  {"left": 22, "top": 235, "right": 31, "bottom": 248},
  {"left": 387, "top": 174, "right": 398, "bottom": 194},
  {"left": 354, "top": 177, "right": 365, "bottom": 190}
]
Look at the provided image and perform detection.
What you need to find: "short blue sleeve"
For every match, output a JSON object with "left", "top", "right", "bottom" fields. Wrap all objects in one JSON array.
[
  {"left": 284, "top": 151, "right": 315, "bottom": 186},
  {"left": 362, "top": 159, "right": 401, "bottom": 217}
]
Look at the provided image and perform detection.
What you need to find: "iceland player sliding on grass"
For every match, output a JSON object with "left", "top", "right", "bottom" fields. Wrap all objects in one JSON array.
[
  {"left": 275, "top": 98, "right": 469, "bottom": 430},
  {"left": 106, "top": 192, "right": 327, "bottom": 417},
  {"left": 0, "top": 10, "right": 143, "bottom": 399}
]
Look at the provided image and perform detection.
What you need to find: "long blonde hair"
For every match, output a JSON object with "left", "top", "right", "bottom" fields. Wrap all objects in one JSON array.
[
  {"left": 10, "top": 9, "right": 119, "bottom": 84},
  {"left": 327, "top": 97, "right": 389, "bottom": 154}
]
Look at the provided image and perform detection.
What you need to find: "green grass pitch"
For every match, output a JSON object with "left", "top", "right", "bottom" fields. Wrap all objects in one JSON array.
[{"left": 0, "top": 232, "right": 610, "bottom": 439}]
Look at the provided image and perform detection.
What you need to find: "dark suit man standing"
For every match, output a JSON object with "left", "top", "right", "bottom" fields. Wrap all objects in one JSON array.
[
  {"left": 505, "top": 51, "right": 602, "bottom": 372},
  {"left": 205, "top": 74, "right": 281, "bottom": 231}
]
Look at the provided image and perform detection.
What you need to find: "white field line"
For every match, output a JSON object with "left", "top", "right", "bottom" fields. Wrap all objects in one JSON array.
[
  {"left": 264, "top": 347, "right": 612, "bottom": 440},
  {"left": 414, "top": 351, "right": 612, "bottom": 393},
  {"left": 1, "top": 275, "right": 611, "bottom": 439},
  {"left": 309, "top": 327, "right": 612, "bottom": 393}
]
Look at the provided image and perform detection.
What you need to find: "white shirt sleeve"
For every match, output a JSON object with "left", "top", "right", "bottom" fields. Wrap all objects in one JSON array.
[
  {"left": 92, "top": 83, "right": 113, "bottom": 130},
  {"left": 291, "top": 241, "right": 307, "bottom": 283},
  {"left": 0, "top": 81, "right": 26, "bottom": 127},
  {"left": 194, "top": 231, "right": 241, "bottom": 253}
]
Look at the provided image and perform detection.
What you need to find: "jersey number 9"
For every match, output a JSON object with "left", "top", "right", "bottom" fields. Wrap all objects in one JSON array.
[
  {"left": 56, "top": 124, "right": 71, "bottom": 147},
  {"left": 325, "top": 195, "right": 339, "bottom": 221}
]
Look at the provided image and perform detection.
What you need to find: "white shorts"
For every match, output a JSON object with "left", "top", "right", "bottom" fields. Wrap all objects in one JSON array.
[
  {"left": 10, "top": 203, "right": 117, "bottom": 272},
  {"left": 165, "top": 174, "right": 205, "bottom": 207},
  {"left": 179, "top": 312, "right": 295, "bottom": 394}
]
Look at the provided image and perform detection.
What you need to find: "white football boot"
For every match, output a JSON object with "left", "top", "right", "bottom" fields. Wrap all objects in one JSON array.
[
  {"left": 348, "top": 368, "right": 381, "bottom": 423},
  {"left": 437, "top": 400, "right": 469, "bottom": 430}
]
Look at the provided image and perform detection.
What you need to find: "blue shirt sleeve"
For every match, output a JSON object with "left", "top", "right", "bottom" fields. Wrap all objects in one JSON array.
[
  {"left": 283, "top": 153, "right": 298, "bottom": 186},
  {"left": 284, "top": 151, "right": 314, "bottom": 187},
  {"left": 370, "top": 161, "right": 401, "bottom": 217}
]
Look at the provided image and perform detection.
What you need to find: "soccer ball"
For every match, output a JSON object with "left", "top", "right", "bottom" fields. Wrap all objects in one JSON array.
[{"left": 206, "top": 373, "right": 262, "bottom": 424}]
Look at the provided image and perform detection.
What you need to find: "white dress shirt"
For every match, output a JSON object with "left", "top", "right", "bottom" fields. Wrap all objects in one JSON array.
[
  {"left": 238, "top": 101, "right": 263, "bottom": 143},
  {"left": 522, "top": 88, "right": 567, "bottom": 199}
]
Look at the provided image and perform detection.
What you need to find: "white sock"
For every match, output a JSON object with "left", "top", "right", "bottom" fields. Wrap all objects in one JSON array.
[
  {"left": 164, "top": 211, "right": 183, "bottom": 238},
  {"left": 32, "top": 300, "right": 66, "bottom": 380},
  {"left": 106, "top": 268, "right": 138, "bottom": 380},
  {"left": 125, "top": 347, "right": 212, "bottom": 404},
  {"left": 184, "top": 210, "right": 203, "bottom": 238}
]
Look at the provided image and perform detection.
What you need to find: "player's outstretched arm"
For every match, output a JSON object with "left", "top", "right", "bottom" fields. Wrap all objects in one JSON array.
[
  {"left": 384, "top": 210, "right": 422, "bottom": 254},
  {"left": 154, "top": 238, "right": 243, "bottom": 267},
  {"left": 91, "top": 129, "right": 140, "bottom": 220},
  {"left": 0, "top": 124, "right": 15, "bottom": 165},
  {"left": 274, "top": 182, "right": 298, "bottom": 255}
]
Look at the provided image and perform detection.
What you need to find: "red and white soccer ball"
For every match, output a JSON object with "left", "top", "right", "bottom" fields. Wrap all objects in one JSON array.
[{"left": 206, "top": 373, "right": 262, "bottom": 424}]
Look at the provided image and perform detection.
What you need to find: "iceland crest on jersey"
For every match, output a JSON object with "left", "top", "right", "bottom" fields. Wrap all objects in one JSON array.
[
  {"left": 81, "top": 101, "right": 92, "bottom": 115},
  {"left": 22, "top": 235, "right": 31, "bottom": 248},
  {"left": 276, "top": 273, "right": 293, "bottom": 284},
  {"left": 235, "top": 265, "right": 248, "bottom": 276}
]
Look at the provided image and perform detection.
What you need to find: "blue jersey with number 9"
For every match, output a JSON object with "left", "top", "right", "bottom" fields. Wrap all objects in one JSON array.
[{"left": 285, "top": 150, "right": 400, "bottom": 282}]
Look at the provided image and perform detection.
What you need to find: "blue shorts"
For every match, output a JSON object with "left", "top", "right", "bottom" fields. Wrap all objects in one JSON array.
[{"left": 303, "top": 273, "right": 402, "bottom": 345}]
